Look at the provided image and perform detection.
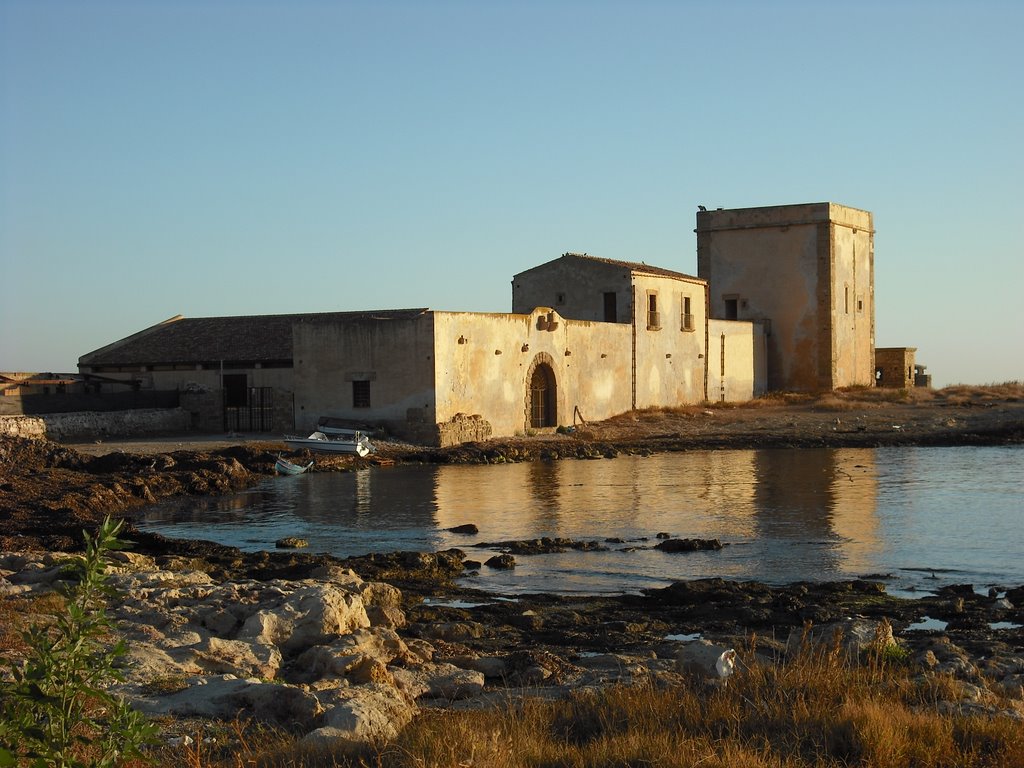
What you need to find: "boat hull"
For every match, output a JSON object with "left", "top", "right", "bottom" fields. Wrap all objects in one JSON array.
[
  {"left": 275, "top": 456, "right": 313, "bottom": 475},
  {"left": 283, "top": 431, "right": 373, "bottom": 457}
]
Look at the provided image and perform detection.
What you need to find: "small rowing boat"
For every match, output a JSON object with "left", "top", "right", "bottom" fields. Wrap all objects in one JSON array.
[{"left": 275, "top": 455, "right": 314, "bottom": 475}]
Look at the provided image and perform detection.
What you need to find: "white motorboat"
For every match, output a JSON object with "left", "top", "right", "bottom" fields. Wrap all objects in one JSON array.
[{"left": 283, "top": 430, "right": 374, "bottom": 457}]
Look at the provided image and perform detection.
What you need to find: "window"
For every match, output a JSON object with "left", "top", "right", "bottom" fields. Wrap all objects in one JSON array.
[
  {"left": 352, "top": 380, "right": 371, "bottom": 408},
  {"left": 555, "top": 292, "right": 566, "bottom": 305},
  {"left": 647, "top": 293, "right": 660, "bottom": 329},
  {"left": 680, "top": 295, "right": 694, "bottom": 331},
  {"left": 603, "top": 292, "right": 617, "bottom": 322},
  {"left": 724, "top": 297, "right": 738, "bottom": 321}
]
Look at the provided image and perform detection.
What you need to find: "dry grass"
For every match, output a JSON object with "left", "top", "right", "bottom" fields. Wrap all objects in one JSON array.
[
  {"left": 936, "top": 381, "right": 1024, "bottom": 404},
  {"left": 698, "top": 381, "right": 1023, "bottom": 413},
  {"left": 143, "top": 719, "right": 297, "bottom": 768},
  {"left": 168, "top": 635, "right": 1024, "bottom": 768},
  {"left": 834, "top": 382, "right": 1023, "bottom": 406}
]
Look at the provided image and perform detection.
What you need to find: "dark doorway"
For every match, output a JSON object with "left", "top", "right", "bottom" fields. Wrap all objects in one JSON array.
[
  {"left": 223, "top": 374, "right": 248, "bottom": 407},
  {"left": 529, "top": 363, "right": 557, "bottom": 428}
]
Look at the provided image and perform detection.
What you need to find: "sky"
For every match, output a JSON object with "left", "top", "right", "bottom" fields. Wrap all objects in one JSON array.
[{"left": 1, "top": 0, "right": 1021, "bottom": 388}]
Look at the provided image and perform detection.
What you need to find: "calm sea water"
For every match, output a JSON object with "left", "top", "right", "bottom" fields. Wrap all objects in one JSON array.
[{"left": 135, "top": 446, "right": 1024, "bottom": 596}]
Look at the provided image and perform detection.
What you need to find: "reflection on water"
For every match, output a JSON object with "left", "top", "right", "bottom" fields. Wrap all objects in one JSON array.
[
  {"left": 136, "top": 446, "right": 1023, "bottom": 595},
  {"left": 752, "top": 451, "right": 881, "bottom": 576}
]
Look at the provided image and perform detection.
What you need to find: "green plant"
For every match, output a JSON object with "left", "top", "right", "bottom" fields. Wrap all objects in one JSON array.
[{"left": 0, "top": 516, "right": 157, "bottom": 768}]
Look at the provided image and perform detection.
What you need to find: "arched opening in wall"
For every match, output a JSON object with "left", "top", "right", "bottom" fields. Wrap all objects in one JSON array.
[{"left": 529, "top": 363, "right": 557, "bottom": 428}]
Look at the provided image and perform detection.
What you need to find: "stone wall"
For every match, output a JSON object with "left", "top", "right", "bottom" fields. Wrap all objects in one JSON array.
[
  {"left": 435, "top": 413, "right": 493, "bottom": 447},
  {"left": 875, "top": 347, "right": 916, "bottom": 389},
  {"left": 0, "top": 408, "right": 191, "bottom": 441},
  {"left": 180, "top": 391, "right": 223, "bottom": 432}
]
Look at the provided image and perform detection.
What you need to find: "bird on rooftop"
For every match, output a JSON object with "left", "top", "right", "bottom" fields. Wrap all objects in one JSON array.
[{"left": 698, "top": 205, "right": 707, "bottom": 211}]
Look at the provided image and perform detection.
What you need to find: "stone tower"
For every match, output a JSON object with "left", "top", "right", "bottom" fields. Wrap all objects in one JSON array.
[{"left": 696, "top": 202, "right": 874, "bottom": 392}]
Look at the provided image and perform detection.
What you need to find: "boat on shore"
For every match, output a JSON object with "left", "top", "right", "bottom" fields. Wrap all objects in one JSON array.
[
  {"left": 283, "top": 430, "right": 374, "bottom": 457},
  {"left": 275, "top": 456, "right": 314, "bottom": 475}
]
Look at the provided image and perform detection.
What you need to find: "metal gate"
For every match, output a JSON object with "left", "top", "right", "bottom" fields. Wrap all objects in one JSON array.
[{"left": 224, "top": 386, "right": 274, "bottom": 432}]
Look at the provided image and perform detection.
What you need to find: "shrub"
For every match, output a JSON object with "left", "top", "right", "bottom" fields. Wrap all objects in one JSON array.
[{"left": 0, "top": 516, "right": 157, "bottom": 768}]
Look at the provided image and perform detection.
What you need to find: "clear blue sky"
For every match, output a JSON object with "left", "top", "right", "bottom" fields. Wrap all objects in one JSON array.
[{"left": 2, "top": 0, "right": 1021, "bottom": 387}]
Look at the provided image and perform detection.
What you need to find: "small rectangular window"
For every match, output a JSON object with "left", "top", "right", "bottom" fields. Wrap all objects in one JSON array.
[
  {"left": 681, "top": 295, "right": 694, "bottom": 331},
  {"left": 647, "top": 293, "right": 660, "bottom": 329},
  {"left": 352, "top": 380, "right": 371, "bottom": 408},
  {"left": 724, "top": 297, "right": 738, "bottom": 321}
]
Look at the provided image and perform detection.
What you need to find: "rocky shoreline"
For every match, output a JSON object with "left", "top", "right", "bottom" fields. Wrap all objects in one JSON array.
[
  {"left": 2, "top": 393, "right": 1024, "bottom": 745},
  {"left": 4, "top": 543, "right": 1023, "bottom": 747}
]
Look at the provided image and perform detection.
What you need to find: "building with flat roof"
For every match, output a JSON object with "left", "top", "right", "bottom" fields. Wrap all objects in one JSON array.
[{"left": 696, "top": 202, "right": 875, "bottom": 392}]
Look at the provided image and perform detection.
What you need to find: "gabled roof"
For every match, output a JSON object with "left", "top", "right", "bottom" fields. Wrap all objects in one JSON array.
[
  {"left": 79, "top": 309, "right": 429, "bottom": 366},
  {"left": 516, "top": 252, "right": 703, "bottom": 283},
  {"left": 566, "top": 253, "right": 702, "bottom": 282}
]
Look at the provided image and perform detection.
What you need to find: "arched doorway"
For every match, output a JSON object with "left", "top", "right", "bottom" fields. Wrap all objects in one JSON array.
[{"left": 529, "top": 362, "right": 557, "bottom": 428}]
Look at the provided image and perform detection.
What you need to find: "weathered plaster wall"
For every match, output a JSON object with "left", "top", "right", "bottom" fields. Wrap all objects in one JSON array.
[
  {"left": 630, "top": 273, "right": 708, "bottom": 408},
  {"left": 514, "top": 259, "right": 712, "bottom": 409},
  {"left": 433, "top": 309, "right": 632, "bottom": 441},
  {"left": 698, "top": 221, "right": 817, "bottom": 391},
  {"left": 512, "top": 256, "right": 632, "bottom": 322},
  {"left": 291, "top": 314, "right": 437, "bottom": 438},
  {"left": 82, "top": 367, "right": 294, "bottom": 393},
  {"left": 830, "top": 217, "right": 875, "bottom": 388},
  {"left": 707, "top": 320, "right": 766, "bottom": 402},
  {"left": 0, "top": 408, "right": 190, "bottom": 440}
]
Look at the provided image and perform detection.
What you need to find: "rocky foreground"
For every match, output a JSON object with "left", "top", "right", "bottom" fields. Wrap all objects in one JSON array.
[
  {"left": 2, "top": 391, "right": 1024, "bottom": 746},
  {"left": 4, "top": 546, "right": 1024, "bottom": 747}
]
